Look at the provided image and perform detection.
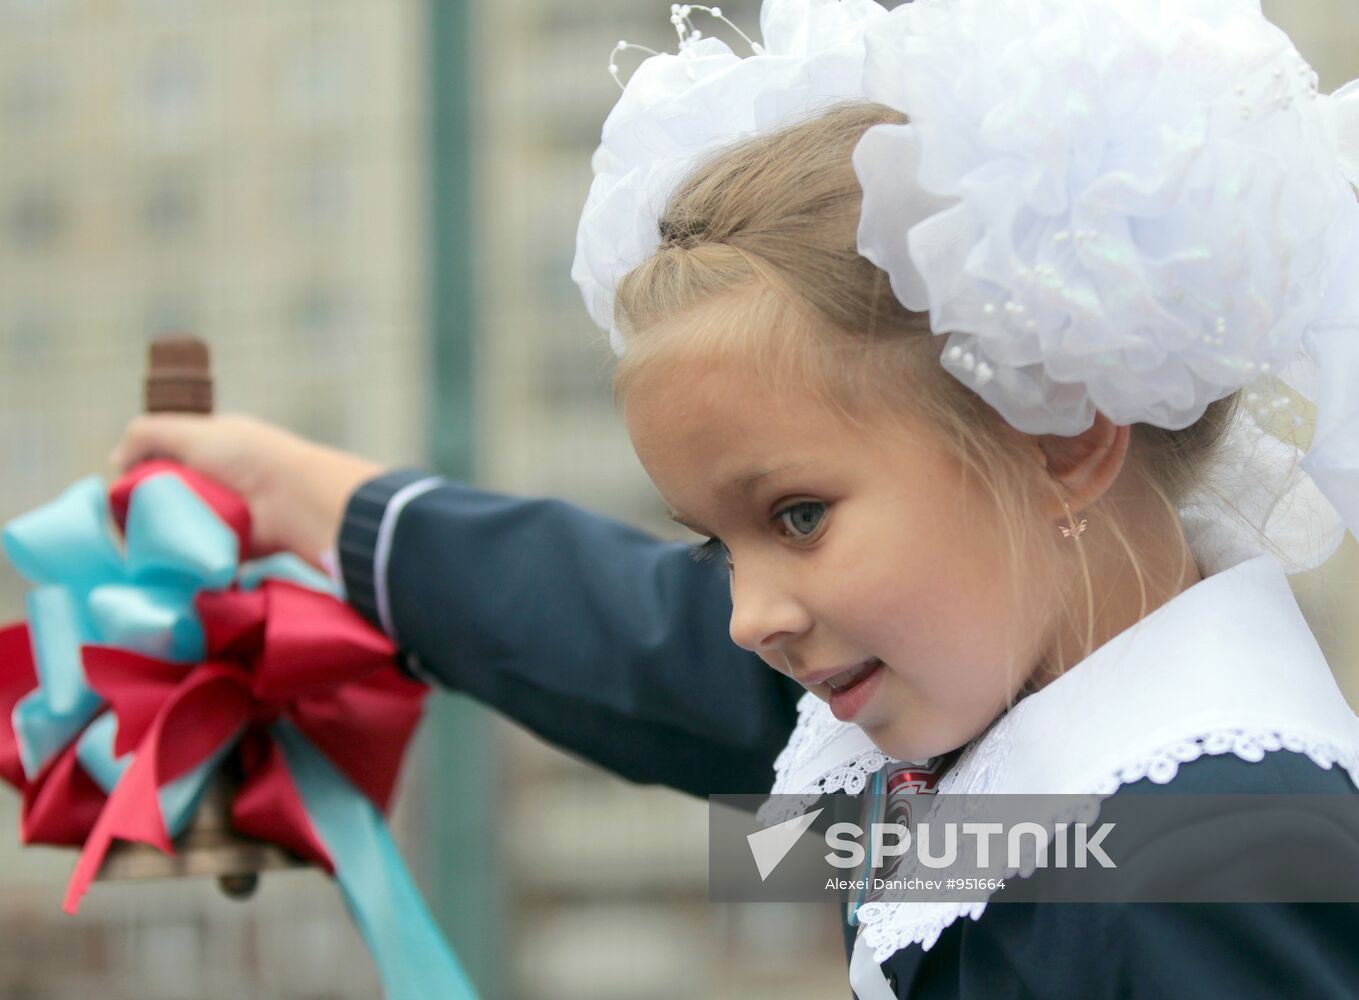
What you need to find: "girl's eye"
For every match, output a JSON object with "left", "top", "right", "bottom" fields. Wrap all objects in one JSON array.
[
  {"left": 776, "top": 500, "right": 826, "bottom": 539},
  {"left": 691, "top": 537, "right": 733, "bottom": 568}
]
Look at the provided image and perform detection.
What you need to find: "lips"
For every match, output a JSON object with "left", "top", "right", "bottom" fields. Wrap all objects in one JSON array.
[
  {"left": 825, "top": 658, "right": 882, "bottom": 691},
  {"left": 827, "top": 659, "right": 886, "bottom": 723},
  {"left": 796, "top": 657, "right": 883, "bottom": 692},
  {"left": 793, "top": 658, "right": 886, "bottom": 723}
]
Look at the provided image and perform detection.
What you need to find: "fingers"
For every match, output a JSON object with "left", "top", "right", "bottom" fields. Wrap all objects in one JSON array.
[{"left": 109, "top": 413, "right": 211, "bottom": 471}]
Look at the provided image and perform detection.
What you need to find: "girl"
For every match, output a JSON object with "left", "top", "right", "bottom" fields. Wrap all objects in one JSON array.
[
  {"left": 584, "top": 1, "right": 1359, "bottom": 993},
  {"left": 113, "top": 0, "right": 1359, "bottom": 995}
]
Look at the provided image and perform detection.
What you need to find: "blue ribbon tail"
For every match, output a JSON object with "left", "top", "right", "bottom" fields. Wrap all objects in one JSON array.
[
  {"left": 75, "top": 710, "right": 235, "bottom": 839},
  {"left": 15, "top": 588, "right": 103, "bottom": 778},
  {"left": 271, "top": 719, "right": 480, "bottom": 1000}
]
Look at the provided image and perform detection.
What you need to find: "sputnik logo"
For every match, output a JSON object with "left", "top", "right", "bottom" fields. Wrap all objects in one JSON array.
[{"left": 747, "top": 808, "right": 824, "bottom": 882}]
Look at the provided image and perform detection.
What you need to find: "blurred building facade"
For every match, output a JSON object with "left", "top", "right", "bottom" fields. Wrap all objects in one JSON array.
[
  {"left": 0, "top": 1, "right": 426, "bottom": 997},
  {"left": 0, "top": 0, "right": 1355, "bottom": 998}
]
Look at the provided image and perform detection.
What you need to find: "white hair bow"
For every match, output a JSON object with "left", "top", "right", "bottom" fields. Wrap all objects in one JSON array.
[{"left": 575, "top": 0, "right": 1359, "bottom": 571}]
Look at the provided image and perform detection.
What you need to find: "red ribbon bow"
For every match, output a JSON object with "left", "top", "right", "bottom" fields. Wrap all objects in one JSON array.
[
  {"left": 0, "top": 625, "right": 111, "bottom": 849},
  {"left": 64, "top": 577, "right": 428, "bottom": 912}
]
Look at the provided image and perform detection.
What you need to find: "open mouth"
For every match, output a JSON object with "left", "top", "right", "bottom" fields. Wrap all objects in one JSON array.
[{"left": 825, "top": 658, "right": 882, "bottom": 692}]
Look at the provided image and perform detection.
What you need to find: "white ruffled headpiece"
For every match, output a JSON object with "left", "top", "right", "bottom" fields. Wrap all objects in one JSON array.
[
  {"left": 572, "top": 0, "right": 889, "bottom": 354},
  {"left": 573, "top": 0, "right": 1359, "bottom": 575}
]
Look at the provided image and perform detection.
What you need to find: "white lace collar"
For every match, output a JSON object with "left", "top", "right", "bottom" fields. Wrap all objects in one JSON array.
[{"left": 765, "top": 553, "right": 1359, "bottom": 962}]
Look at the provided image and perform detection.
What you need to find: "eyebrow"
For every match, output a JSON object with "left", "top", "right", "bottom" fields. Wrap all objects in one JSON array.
[{"left": 666, "top": 462, "right": 807, "bottom": 533}]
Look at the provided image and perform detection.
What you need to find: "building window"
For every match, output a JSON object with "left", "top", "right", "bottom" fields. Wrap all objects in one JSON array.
[
  {"left": 284, "top": 284, "right": 349, "bottom": 355},
  {"left": 289, "top": 155, "right": 348, "bottom": 234},
  {"left": 2, "top": 64, "right": 59, "bottom": 132},
  {"left": 5, "top": 313, "right": 54, "bottom": 368},
  {"left": 5, "top": 183, "right": 65, "bottom": 250},
  {"left": 141, "top": 169, "right": 202, "bottom": 240},
  {"left": 135, "top": 45, "right": 203, "bottom": 142},
  {"left": 4, "top": 0, "right": 70, "bottom": 18},
  {"left": 276, "top": 30, "right": 353, "bottom": 125},
  {"left": 143, "top": 292, "right": 199, "bottom": 339}
]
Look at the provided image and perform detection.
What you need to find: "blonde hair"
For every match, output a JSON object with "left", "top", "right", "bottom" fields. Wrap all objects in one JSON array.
[{"left": 611, "top": 102, "right": 1242, "bottom": 679}]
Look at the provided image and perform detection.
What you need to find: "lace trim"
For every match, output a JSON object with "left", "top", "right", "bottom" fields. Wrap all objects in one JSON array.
[
  {"left": 756, "top": 745, "right": 893, "bottom": 826},
  {"left": 856, "top": 726, "right": 1359, "bottom": 961},
  {"left": 758, "top": 693, "right": 890, "bottom": 826},
  {"left": 768, "top": 693, "right": 876, "bottom": 785},
  {"left": 935, "top": 704, "right": 1023, "bottom": 797},
  {"left": 1090, "top": 727, "right": 1359, "bottom": 792},
  {"left": 781, "top": 744, "right": 893, "bottom": 796}
]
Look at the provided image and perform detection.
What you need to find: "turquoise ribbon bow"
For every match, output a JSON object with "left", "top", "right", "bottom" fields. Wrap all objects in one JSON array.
[{"left": 4, "top": 474, "right": 231, "bottom": 799}]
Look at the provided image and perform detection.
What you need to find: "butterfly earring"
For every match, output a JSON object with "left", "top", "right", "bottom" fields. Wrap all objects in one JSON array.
[{"left": 1059, "top": 499, "right": 1088, "bottom": 540}]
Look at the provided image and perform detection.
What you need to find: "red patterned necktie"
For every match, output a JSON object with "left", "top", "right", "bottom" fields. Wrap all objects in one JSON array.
[
  {"left": 848, "top": 752, "right": 961, "bottom": 927},
  {"left": 884, "top": 751, "right": 958, "bottom": 826}
]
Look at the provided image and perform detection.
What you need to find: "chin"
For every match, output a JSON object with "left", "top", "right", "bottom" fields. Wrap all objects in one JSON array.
[{"left": 863, "top": 718, "right": 968, "bottom": 763}]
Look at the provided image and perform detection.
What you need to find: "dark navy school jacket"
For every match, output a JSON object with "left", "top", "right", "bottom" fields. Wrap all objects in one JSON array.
[{"left": 337, "top": 472, "right": 1359, "bottom": 999}]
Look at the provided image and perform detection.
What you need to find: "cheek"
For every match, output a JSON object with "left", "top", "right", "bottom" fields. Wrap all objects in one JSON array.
[
  {"left": 820, "top": 485, "right": 1045, "bottom": 673},
  {"left": 827, "top": 514, "right": 1014, "bottom": 647},
  {"left": 854, "top": 536, "right": 1034, "bottom": 694}
]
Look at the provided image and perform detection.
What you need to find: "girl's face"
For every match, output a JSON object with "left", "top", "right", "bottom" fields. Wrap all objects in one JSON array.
[{"left": 623, "top": 347, "right": 1057, "bottom": 761}]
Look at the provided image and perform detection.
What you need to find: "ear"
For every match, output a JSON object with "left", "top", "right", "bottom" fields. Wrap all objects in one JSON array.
[{"left": 1029, "top": 411, "right": 1131, "bottom": 519}]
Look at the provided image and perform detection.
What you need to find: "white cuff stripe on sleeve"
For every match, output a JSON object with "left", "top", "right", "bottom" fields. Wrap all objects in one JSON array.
[{"left": 374, "top": 475, "right": 444, "bottom": 642}]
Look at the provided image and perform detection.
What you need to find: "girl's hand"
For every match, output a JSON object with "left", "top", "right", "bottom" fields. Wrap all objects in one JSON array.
[{"left": 110, "top": 413, "right": 384, "bottom": 567}]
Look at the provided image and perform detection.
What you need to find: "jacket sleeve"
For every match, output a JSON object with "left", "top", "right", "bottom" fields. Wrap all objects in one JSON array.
[{"left": 335, "top": 470, "right": 804, "bottom": 798}]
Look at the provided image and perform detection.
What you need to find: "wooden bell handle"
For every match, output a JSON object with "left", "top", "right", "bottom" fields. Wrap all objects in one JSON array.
[
  {"left": 146, "top": 334, "right": 213, "bottom": 415},
  {"left": 143, "top": 334, "right": 257, "bottom": 900}
]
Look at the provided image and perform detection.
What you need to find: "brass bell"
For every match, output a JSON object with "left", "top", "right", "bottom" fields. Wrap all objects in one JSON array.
[
  {"left": 97, "top": 758, "right": 306, "bottom": 897},
  {"left": 93, "top": 335, "right": 309, "bottom": 898}
]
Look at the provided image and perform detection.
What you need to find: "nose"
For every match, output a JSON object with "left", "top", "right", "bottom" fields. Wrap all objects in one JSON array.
[{"left": 727, "top": 563, "right": 812, "bottom": 660}]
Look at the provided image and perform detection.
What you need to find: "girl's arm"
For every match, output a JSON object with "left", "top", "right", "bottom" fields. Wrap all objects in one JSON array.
[
  {"left": 338, "top": 472, "right": 802, "bottom": 798},
  {"left": 111, "top": 415, "right": 802, "bottom": 798}
]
